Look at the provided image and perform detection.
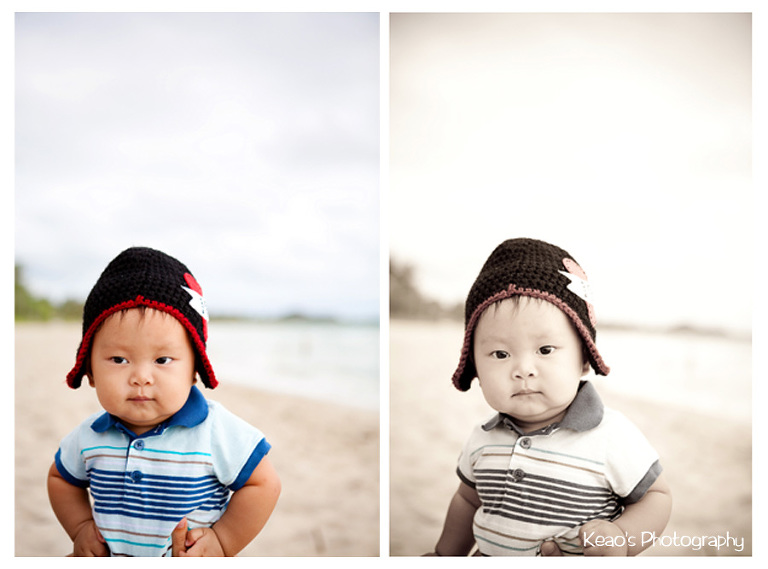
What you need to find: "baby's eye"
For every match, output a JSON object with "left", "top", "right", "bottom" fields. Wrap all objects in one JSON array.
[
  {"left": 491, "top": 350, "right": 510, "bottom": 360},
  {"left": 155, "top": 356, "right": 173, "bottom": 365},
  {"left": 110, "top": 356, "right": 128, "bottom": 364},
  {"left": 538, "top": 345, "right": 556, "bottom": 356}
]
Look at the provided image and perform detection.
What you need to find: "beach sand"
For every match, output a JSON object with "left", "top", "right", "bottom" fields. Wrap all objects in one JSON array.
[
  {"left": 389, "top": 319, "right": 752, "bottom": 556},
  {"left": 14, "top": 319, "right": 753, "bottom": 557},
  {"left": 14, "top": 322, "right": 379, "bottom": 557}
]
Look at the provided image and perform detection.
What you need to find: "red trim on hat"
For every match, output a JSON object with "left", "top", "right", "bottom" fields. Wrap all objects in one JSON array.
[
  {"left": 65, "top": 295, "right": 218, "bottom": 389},
  {"left": 451, "top": 284, "right": 610, "bottom": 391}
]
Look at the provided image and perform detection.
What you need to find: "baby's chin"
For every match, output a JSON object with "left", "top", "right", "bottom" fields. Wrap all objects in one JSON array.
[{"left": 502, "top": 406, "right": 569, "bottom": 431}]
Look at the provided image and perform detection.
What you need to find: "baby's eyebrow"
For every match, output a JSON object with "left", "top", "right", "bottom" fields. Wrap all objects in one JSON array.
[
  {"left": 475, "top": 333, "right": 509, "bottom": 345},
  {"left": 532, "top": 334, "right": 556, "bottom": 341},
  {"left": 148, "top": 343, "right": 189, "bottom": 354},
  {"left": 93, "top": 340, "right": 130, "bottom": 351},
  {"left": 530, "top": 327, "right": 564, "bottom": 339},
  {"left": 95, "top": 340, "right": 187, "bottom": 352}
]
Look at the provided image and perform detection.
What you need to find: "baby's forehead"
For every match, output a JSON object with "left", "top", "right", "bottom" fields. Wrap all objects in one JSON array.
[
  {"left": 102, "top": 306, "right": 174, "bottom": 324},
  {"left": 483, "top": 295, "right": 557, "bottom": 318},
  {"left": 489, "top": 295, "right": 543, "bottom": 310},
  {"left": 475, "top": 296, "right": 577, "bottom": 335},
  {"left": 93, "top": 307, "right": 188, "bottom": 341}
]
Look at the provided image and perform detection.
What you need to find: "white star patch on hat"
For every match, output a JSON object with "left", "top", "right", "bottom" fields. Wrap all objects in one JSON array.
[
  {"left": 558, "top": 270, "right": 592, "bottom": 305},
  {"left": 182, "top": 285, "right": 209, "bottom": 322}
]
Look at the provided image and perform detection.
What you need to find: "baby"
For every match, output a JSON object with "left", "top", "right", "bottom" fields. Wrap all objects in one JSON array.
[
  {"left": 47, "top": 247, "right": 281, "bottom": 556},
  {"left": 429, "top": 238, "right": 671, "bottom": 556}
]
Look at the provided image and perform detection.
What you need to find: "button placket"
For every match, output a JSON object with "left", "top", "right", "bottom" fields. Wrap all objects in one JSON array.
[
  {"left": 504, "top": 436, "right": 526, "bottom": 495},
  {"left": 505, "top": 435, "right": 533, "bottom": 492},
  {"left": 126, "top": 438, "right": 145, "bottom": 485}
]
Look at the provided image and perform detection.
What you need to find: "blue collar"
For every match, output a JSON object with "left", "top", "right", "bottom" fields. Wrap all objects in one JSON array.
[
  {"left": 90, "top": 385, "right": 209, "bottom": 439},
  {"left": 483, "top": 380, "right": 604, "bottom": 435}
]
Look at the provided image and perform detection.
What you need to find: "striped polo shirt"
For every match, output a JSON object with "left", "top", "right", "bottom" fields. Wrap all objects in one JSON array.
[
  {"left": 457, "top": 381, "right": 661, "bottom": 556},
  {"left": 55, "top": 385, "right": 271, "bottom": 556}
]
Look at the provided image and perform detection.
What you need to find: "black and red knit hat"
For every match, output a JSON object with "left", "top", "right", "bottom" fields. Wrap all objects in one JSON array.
[
  {"left": 452, "top": 238, "right": 610, "bottom": 391},
  {"left": 66, "top": 247, "right": 218, "bottom": 389}
]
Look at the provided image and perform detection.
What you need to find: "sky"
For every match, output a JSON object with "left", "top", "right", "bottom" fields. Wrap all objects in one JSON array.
[
  {"left": 9, "top": 9, "right": 759, "bottom": 334},
  {"left": 15, "top": 12, "right": 379, "bottom": 321},
  {"left": 390, "top": 12, "right": 753, "bottom": 334}
]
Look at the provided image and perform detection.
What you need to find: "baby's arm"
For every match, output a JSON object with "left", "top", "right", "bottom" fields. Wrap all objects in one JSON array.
[
  {"left": 428, "top": 481, "right": 480, "bottom": 556},
  {"left": 213, "top": 455, "right": 281, "bottom": 555},
  {"left": 173, "top": 456, "right": 281, "bottom": 557},
  {"left": 581, "top": 472, "right": 672, "bottom": 556},
  {"left": 47, "top": 462, "right": 108, "bottom": 556}
]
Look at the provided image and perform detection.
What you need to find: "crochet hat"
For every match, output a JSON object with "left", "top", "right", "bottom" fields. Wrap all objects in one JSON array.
[
  {"left": 452, "top": 238, "right": 609, "bottom": 391},
  {"left": 66, "top": 247, "right": 218, "bottom": 389}
]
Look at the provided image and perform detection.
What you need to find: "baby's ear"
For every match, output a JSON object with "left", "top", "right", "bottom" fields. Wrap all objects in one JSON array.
[
  {"left": 86, "top": 374, "right": 95, "bottom": 388},
  {"left": 580, "top": 346, "right": 591, "bottom": 376}
]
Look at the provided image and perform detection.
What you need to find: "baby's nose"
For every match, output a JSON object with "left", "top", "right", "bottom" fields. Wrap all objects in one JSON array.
[
  {"left": 512, "top": 358, "right": 536, "bottom": 379},
  {"left": 131, "top": 364, "right": 154, "bottom": 385}
]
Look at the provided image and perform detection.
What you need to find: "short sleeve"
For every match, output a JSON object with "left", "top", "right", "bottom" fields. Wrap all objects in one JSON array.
[
  {"left": 208, "top": 402, "right": 271, "bottom": 490},
  {"left": 603, "top": 408, "right": 661, "bottom": 503},
  {"left": 456, "top": 422, "right": 489, "bottom": 489},
  {"left": 55, "top": 412, "right": 103, "bottom": 487}
]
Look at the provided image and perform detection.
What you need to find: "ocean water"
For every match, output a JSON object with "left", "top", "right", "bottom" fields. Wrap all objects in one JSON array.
[
  {"left": 591, "top": 329, "right": 751, "bottom": 422},
  {"left": 206, "top": 320, "right": 751, "bottom": 421},
  {"left": 389, "top": 319, "right": 752, "bottom": 424},
  {"left": 206, "top": 320, "right": 379, "bottom": 410}
]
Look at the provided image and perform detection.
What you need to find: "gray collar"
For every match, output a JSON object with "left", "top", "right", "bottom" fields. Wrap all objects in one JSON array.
[{"left": 482, "top": 380, "right": 604, "bottom": 436}]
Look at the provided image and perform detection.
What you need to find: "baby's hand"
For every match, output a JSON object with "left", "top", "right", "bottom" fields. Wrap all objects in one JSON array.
[
  {"left": 72, "top": 520, "right": 109, "bottom": 557},
  {"left": 579, "top": 519, "right": 628, "bottom": 556},
  {"left": 540, "top": 540, "right": 563, "bottom": 556},
  {"left": 171, "top": 517, "right": 226, "bottom": 557}
]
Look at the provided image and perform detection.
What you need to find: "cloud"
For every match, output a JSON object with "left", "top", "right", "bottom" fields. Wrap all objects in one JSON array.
[
  {"left": 15, "top": 12, "right": 380, "bottom": 321},
  {"left": 390, "top": 13, "right": 751, "bottom": 333}
]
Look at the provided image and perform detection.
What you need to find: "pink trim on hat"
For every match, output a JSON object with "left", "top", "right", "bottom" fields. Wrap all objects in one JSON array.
[
  {"left": 65, "top": 295, "right": 218, "bottom": 389},
  {"left": 451, "top": 284, "right": 610, "bottom": 391}
]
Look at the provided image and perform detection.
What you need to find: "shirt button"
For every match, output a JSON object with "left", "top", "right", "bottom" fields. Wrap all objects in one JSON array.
[
  {"left": 134, "top": 440, "right": 145, "bottom": 450},
  {"left": 130, "top": 470, "right": 143, "bottom": 483},
  {"left": 519, "top": 437, "right": 531, "bottom": 449},
  {"left": 512, "top": 468, "right": 525, "bottom": 481}
]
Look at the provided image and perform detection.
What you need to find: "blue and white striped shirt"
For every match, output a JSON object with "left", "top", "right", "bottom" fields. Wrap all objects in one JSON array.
[
  {"left": 55, "top": 386, "right": 271, "bottom": 556},
  {"left": 457, "top": 381, "right": 661, "bottom": 556}
]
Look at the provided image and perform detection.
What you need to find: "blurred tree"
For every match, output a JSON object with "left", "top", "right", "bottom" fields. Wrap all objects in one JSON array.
[
  {"left": 15, "top": 265, "right": 53, "bottom": 320},
  {"left": 15, "top": 265, "right": 83, "bottom": 321},
  {"left": 390, "top": 259, "right": 462, "bottom": 320}
]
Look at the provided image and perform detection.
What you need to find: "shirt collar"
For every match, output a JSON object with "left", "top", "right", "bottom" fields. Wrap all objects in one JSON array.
[
  {"left": 90, "top": 385, "right": 209, "bottom": 438},
  {"left": 482, "top": 380, "right": 604, "bottom": 435}
]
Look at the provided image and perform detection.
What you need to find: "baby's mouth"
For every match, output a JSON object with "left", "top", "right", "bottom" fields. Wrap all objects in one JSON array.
[
  {"left": 513, "top": 390, "right": 540, "bottom": 397},
  {"left": 129, "top": 396, "right": 153, "bottom": 402}
]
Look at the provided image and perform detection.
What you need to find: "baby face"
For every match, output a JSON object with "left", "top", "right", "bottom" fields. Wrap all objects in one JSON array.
[
  {"left": 473, "top": 297, "right": 590, "bottom": 433},
  {"left": 88, "top": 308, "right": 196, "bottom": 435}
]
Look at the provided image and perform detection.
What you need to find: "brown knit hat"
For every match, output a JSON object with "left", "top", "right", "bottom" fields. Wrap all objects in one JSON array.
[
  {"left": 452, "top": 238, "right": 609, "bottom": 391},
  {"left": 66, "top": 247, "right": 217, "bottom": 389}
]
